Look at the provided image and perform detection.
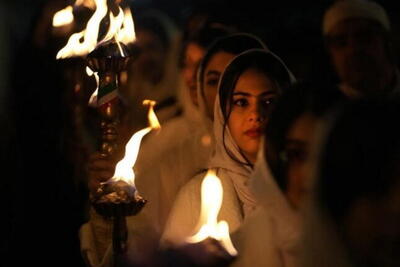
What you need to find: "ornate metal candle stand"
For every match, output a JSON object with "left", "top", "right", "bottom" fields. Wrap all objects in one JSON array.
[
  {"left": 86, "top": 40, "right": 131, "bottom": 157},
  {"left": 86, "top": 40, "right": 144, "bottom": 265},
  {"left": 91, "top": 180, "right": 146, "bottom": 255}
]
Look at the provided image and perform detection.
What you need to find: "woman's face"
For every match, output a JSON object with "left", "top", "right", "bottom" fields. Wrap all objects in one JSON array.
[
  {"left": 203, "top": 51, "right": 236, "bottom": 119},
  {"left": 183, "top": 43, "right": 205, "bottom": 106},
  {"left": 283, "top": 113, "right": 316, "bottom": 208},
  {"left": 228, "top": 68, "right": 278, "bottom": 164}
]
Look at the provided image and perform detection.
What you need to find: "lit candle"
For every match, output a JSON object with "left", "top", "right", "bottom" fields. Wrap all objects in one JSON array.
[{"left": 165, "top": 170, "right": 238, "bottom": 267}]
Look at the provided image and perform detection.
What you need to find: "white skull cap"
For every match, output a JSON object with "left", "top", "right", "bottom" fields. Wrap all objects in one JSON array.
[{"left": 322, "top": 0, "right": 390, "bottom": 35}]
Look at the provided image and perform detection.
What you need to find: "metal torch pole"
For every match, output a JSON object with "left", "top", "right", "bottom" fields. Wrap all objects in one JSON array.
[{"left": 86, "top": 41, "right": 132, "bottom": 267}]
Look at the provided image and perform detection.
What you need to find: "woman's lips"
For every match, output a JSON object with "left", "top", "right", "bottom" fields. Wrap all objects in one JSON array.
[{"left": 244, "top": 128, "right": 262, "bottom": 138}]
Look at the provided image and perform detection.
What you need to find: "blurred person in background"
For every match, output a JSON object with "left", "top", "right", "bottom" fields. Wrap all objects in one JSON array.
[
  {"left": 302, "top": 98, "right": 400, "bottom": 267},
  {"left": 322, "top": 0, "right": 399, "bottom": 98},
  {"left": 118, "top": 8, "right": 182, "bottom": 135}
]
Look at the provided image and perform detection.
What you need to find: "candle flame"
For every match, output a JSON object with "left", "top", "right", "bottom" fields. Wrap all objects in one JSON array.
[
  {"left": 109, "top": 100, "right": 160, "bottom": 185},
  {"left": 56, "top": 0, "right": 136, "bottom": 59},
  {"left": 52, "top": 6, "right": 74, "bottom": 27},
  {"left": 143, "top": 100, "right": 161, "bottom": 129},
  {"left": 187, "top": 170, "right": 238, "bottom": 256}
]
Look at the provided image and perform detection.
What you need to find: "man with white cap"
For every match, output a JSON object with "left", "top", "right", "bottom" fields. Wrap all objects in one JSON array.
[{"left": 322, "top": 0, "right": 400, "bottom": 98}]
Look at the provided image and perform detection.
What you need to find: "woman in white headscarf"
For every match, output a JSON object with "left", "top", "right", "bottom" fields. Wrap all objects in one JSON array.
[
  {"left": 161, "top": 49, "right": 295, "bottom": 247},
  {"left": 135, "top": 33, "right": 270, "bottom": 232},
  {"left": 232, "top": 82, "right": 345, "bottom": 267},
  {"left": 118, "top": 8, "right": 182, "bottom": 134}
]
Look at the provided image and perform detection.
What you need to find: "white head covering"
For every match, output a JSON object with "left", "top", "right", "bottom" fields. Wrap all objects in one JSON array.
[
  {"left": 196, "top": 33, "right": 269, "bottom": 131},
  {"left": 208, "top": 49, "right": 296, "bottom": 216},
  {"left": 121, "top": 9, "right": 181, "bottom": 129},
  {"left": 323, "top": 0, "right": 390, "bottom": 35},
  {"left": 209, "top": 92, "right": 256, "bottom": 216}
]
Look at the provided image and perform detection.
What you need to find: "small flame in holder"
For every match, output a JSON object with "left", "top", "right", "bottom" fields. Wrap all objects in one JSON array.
[
  {"left": 186, "top": 170, "right": 238, "bottom": 257},
  {"left": 55, "top": 0, "right": 136, "bottom": 59}
]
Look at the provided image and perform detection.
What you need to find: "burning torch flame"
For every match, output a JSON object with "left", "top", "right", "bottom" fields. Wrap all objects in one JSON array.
[
  {"left": 55, "top": 0, "right": 136, "bottom": 59},
  {"left": 116, "top": 8, "right": 136, "bottom": 44},
  {"left": 109, "top": 100, "right": 160, "bottom": 186},
  {"left": 187, "top": 170, "right": 238, "bottom": 256},
  {"left": 52, "top": 6, "right": 74, "bottom": 27},
  {"left": 98, "top": 7, "right": 124, "bottom": 46},
  {"left": 52, "top": 0, "right": 97, "bottom": 28},
  {"left": 56, "top": 0, "right": 107, "bottom": 59}
]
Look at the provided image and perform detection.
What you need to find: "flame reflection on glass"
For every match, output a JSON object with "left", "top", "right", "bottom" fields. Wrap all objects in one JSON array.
[{"left": 186, "top": 170, "right": 238, "bottom": 256}]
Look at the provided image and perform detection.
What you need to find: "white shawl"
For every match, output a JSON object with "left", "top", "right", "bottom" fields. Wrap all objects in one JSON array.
[{"left": 232, "top": 145, "right": 301, "bottom": 267}]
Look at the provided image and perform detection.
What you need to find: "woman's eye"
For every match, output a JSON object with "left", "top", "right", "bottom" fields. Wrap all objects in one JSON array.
[
  {"left": 260, "top": 98, "right": 276, "bottom": 112},
  {"left": 206, "top": 78, "right": 219, "bottom": 87},
  {"left": 233, "top": 98, "right": 248, "bottom": 107},
  {"left": 263, "top": 98, "right": 275, "bottom": 106}
]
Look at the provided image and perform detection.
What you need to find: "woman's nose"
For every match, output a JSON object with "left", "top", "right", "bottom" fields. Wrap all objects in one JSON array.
[{"left": 248, "top": 105, "right": 262, "bottom": 122}]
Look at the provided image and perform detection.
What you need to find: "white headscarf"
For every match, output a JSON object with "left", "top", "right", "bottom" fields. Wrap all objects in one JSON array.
[
  {"left": 121, "top": 9, "right": 182, "bottom": 130},
  {"left": 322, "top": 0, "right": 390, "bottom": 35},
  {"left": 196, "top": 33, "right": 269, "bottom": 133},
  {"left": 208, "top": 49, "right": 296, "bottom": 216},
  {"left": 210, "top": 94, "right": 256, "bottom": 215}
]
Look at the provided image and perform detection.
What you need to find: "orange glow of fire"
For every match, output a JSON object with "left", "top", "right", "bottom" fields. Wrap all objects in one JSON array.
[
  {"left": 52, "top": 6, "right": 74, "bottom": 27},
  {"left": 56, "top": 0, "right": 136, "bottom": 59},
  {"left": 186, "top": 170, "right": 238, "bottom": 256},
  {"left": 109, "top": 100, "right": 160, "bottom": 186}
]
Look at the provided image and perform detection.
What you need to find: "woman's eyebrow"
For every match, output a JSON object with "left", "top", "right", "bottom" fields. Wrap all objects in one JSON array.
[
  {"left": 260, "top": 91, "right": 277, "bottom": 96},
  {"left": 233, "top": 91, "right": 277, "bottom": 97},
  {"left": 206, "top": 70, "right": 221, "bottom": 76},
  {"left": 233, "top": 92, "right": 251, "bottom": 96}
]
